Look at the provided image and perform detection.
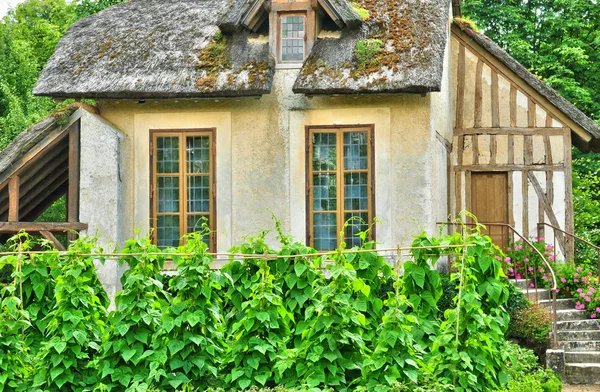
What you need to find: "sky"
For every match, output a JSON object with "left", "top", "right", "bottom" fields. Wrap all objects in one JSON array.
[{"left": 0, "top": 0, "right": 24, "bottom": 18}]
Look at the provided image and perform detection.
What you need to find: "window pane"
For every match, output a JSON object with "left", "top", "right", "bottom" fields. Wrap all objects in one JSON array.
[
  {"left": 157, "top": 215, "right": 180, "bottom": 248},
  {"left": 281, "top": 15, "right": 305, "bottom": 62},
  {"left": 313, "top": 174, "right": 336, "bottom": 211},
  {"left": 188, "top": 175, "right": 210, "bottom": 213},
  {"left": 344, "top": 173, "right": 368, "bottom": 211},
  {"left": 312, "top": 133, "right": 337, "bottom": 171},
  {"left": 344, "top": 212, "right": 369, "bottom": 248},
  {"left": 314, "top": 213, "right": 337, "bottom": 251},
  {"left": 187, "top": 136, "right": 210, "bottom": 174},
  {"left": 158, "top": 177, "right": 180, "bottom": 213},
  {"left": 157, "top": 137, "right": 179, "bottom": 174},
  {"left": 344, "top": 132, "right": 368, "bottom": 170},
  {"left": 188, "top": 215, "right": 211, "bottom": 248}
]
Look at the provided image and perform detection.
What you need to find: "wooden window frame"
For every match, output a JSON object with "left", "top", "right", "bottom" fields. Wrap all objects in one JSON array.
[
  {"left": 305, "top": 124, "right": 376, "bottom": 250},
  {"left": 149, "top": 128, "right": 217, "bottom": 251},
  {"left": 277, "top": 12, "right": 307, "bottom": 63}
]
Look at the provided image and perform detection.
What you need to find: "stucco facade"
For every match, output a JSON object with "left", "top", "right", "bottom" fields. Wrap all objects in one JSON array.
[{"left": 94, "top": 62, "right": 453, "bottom": 254}]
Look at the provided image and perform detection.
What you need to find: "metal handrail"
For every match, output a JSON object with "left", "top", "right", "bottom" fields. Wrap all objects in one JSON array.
[
  {"left": 538, "top": 222, "right": 600, "bottom": 275},
  {"left": 438, "top": 221, "right": 559, "bottom": 349}
]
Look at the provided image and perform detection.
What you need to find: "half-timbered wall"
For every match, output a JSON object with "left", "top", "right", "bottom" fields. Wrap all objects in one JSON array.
[{"left": 451, "top": 25, "right": 574, "bottom": 259}]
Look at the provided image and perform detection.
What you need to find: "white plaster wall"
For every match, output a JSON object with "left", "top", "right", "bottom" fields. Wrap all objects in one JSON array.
[
  {"left": 97, "top": 68, "right": 437, "bottom": 252},
  {"left": 79, "top": 109, "right": 126, "bottom": 298}
]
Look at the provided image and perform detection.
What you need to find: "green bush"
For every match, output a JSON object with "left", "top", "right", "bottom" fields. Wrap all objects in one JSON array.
[
  {"left": 0, "top": 223, "right": 536, "bottom": 391},
  {"left": 510, "top": 304, "right": 552, "bottom": 345}
]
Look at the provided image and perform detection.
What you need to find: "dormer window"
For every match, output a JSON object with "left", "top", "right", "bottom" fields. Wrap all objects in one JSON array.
[{"left": 280, "top": 14, "right": 306, "bottom": 62}]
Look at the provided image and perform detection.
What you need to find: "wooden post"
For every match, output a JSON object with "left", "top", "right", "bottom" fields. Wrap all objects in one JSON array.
[
  {"left": 67, "top": 121, "right": 80, "bottom": 242},
  {"left": 8, "top": 176, "right": 20, "bottom": 222}
]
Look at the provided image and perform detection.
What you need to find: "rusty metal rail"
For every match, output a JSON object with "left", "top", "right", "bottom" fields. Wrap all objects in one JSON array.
[{"left": 439, "top": 221, "right": 559, "bottom": 349}]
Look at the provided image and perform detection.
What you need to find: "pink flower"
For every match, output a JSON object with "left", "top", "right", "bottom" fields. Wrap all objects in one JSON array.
[
  {"left": 575, "top": 279, "right": 580, "bottom": 283},
  {"left": 543, "top": 276, "right": 548, "bottom": 280},
  {"left": 575, "top": 273, "right": 579, "bottom": 277},
  {"left": 525, "top": 258, "right": 530, "bottom": 263},
  {"left": 585, "top": 296, "right": 591, "bottom": 302},
  {"left": 578, "top": 288, "right": 583, "bottom": 293},
  {"left": 515, "top": 245, "right": 522, "bottom": 251},
  {"left": 529, "top": 267, "right": 534, "bottom": 272},
  {"left": 549, "top": 255, "right": 555, "bottom": 261},
  {"left": 509, "top": 267, "right": 514, "bottom": 273},
  {"left": 516, "top": 274, "right": 522, "bottom": 280},
  {"left": 495, "top": 256, "right": 502, "bottom": 261},
  {"left": 530, "top": 283, "right": 535, "bottom": 288},
  {"left": 591, "top": 288, "right": 596, "bottom": 293},
  {"left": 505, "top": 257, "right": 511, "bottom": 263},
  {"left": 539, "top": 237, "right": 545, "bottom": 241},
  {"left": 577, "top": 304, "right": 585, "bottom": 310},
  {"left": 578, "top": 267, "right": 583, "bottom": 272},
  {"left": 561, "top": 278, "right": 567, "bottom": 283},
  {"left": 595, "top": 307, "right": 600, "bottom": 313},
  {"left": 577, "top": 301, "right": 581, "bottom": 306},
  {"left": 546, "top": 244, "right": 552, "bottom": 251},
  {"left": 589, "top": 272, "right": 594, "bottom": 276},
  {"left": 592, "top": 314, "right": 597, "bottom": 319}
]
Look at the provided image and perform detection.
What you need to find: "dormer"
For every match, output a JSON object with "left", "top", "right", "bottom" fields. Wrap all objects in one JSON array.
[{"left": 231, "top": 0, "right": 362, "bottom": 67}]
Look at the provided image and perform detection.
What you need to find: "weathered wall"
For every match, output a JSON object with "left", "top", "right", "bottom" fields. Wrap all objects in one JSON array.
[
  {"left": 96, "top": 68, "right": 442, "bottom": 252},
  {"left": 430, "top": 4, "right": 454, "bottom": 233},
  {"left": 79, "top": 110, "right": 127, "bottom": 297}
]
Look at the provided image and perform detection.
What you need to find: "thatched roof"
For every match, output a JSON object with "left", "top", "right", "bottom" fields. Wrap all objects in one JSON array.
[
  {"left": 458, "top": 24, "right": 600, "bottom": 152},
  {"left": 35, "top": 0, "right": 274, "bottom": 99},
  {"left": 293, "top": 0, "right": 452, "bottom": 95},
  {"left": 36, "top": 0, "right": 451, "bottom": 99}
]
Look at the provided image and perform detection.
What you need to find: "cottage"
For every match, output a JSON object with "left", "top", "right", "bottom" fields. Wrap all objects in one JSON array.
[{"left": 1, "top": 0, "right": 599, "bottom": 296}]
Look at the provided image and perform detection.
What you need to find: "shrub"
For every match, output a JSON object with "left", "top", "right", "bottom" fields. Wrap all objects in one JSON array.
[
  {"left": 510, "top": 304, "right": 552, "bottom": 345},
  {"left": 505, "top": 282, "right": 529, "bottom": 338},
  {"left": 555, "top": 262, "right": 595, "bottom": 299}
]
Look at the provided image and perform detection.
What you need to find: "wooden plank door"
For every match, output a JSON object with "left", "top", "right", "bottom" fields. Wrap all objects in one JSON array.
[{"left": 470, "top": 172, "right": 509, "bottom": 250}]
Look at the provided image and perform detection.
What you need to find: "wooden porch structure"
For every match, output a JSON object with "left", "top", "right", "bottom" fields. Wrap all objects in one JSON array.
[{"left": 0, "top": 107, "right": 89, "bottom": 250}]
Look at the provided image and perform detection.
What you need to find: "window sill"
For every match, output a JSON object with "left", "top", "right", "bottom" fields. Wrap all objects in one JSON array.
[{"left": 276, "top": 63, "right": 304, "bottom": 70}]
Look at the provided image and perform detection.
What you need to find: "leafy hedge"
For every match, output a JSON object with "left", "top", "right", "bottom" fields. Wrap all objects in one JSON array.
[{"left": 0, "top": 224, "right": 550, "bottom": 391}]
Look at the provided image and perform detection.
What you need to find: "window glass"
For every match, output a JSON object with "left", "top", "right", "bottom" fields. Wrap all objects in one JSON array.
[
  {"left": 153, "top": 132, "right": 215, "bottom": 250},
  {"left": 281, "top": 15, "right": 305, "bottom": 62},
  {"left": 308, "top": 128, "right": 374, "bottom": 251}
]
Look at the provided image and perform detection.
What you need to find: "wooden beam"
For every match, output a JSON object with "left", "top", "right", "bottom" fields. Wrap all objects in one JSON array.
[
  {"left": 510, "top": 85, "right": 517, "bottom": 127},
  {"left": 528, "top": 98, "right": 537, "bottom": 128},
  {"left": 67, "top": 121, "right": 80, "bottom": 243},
  {"left": 457, "top": 135, "right": 464, "bottom": 166},
  {"left": 456, "top": 44, "right": 466, "bottom": 130},
  {"left": 454, "top": 164, "right": 565, "bottom": 172},
  {"left": 524, "top": 135, "right": 533, "bottom": 166},
  {"left": 474, "top": 59, "right": 483, "bottom": 128},
  {"left": 564, "top": 129, "right": 575, "bottom": 260},
  {"left": 0, "top": 222, "right": 87, "bottom": 233},
  {"left": 455, "top": 127, "right": 568, "bottom": 136},
  {"left": 523, "top": 170, "right": 529, "bottom": 237},
  {"left": 508, "top": 134, "right": 514, "bottom": 165},
  {"left": 8, "top": 176, "right": 19, "bottom": 222},
  {"left": 490, "top": 134, "right": 497, "bottom": 165},
  {"left": 491, "top": 69, "right": 500, "bottom": 128},
  {"left": 473, "top": 135, "right": 479, "bottom": 165},
  {"left": 39, "top": 230, "right": 67, "bottom": 251},
  {"left": 528, "top": 172, "right": 566, "bottom": 256},
  {"left": 508, "top": 171, "right": 515, "bottom": 228}
]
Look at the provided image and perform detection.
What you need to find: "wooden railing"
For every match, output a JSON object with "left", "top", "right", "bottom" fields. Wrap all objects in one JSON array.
[{"left": 0, "top": 222, "right": 88, "bottom": 251}]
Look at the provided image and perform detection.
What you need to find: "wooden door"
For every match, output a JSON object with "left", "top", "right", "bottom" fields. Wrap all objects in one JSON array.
[{"left": 470, "top": 172, "right": 509, "bottom": 250}]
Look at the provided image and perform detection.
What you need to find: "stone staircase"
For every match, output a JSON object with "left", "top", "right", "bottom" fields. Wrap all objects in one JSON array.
[{"left": 513, "top": 279, "right": 600, "bottom": 384}]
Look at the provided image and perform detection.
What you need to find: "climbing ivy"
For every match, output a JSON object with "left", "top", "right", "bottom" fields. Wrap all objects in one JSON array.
[
  {"left": 95, "top": 237, "right": 169, "bottom": 391},
  {"left": 0, "top": 286, "right": 31, "bottom": 391},
  {"left": 32, "top": 236, "right": 108, "bottom": 391}
]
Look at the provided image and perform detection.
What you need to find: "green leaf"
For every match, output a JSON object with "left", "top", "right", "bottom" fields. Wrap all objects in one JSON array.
[
  {"left": 294, "top": 263, "right": 307, "bottom": 276},
  {"left": 122, "top": 348, "right": 137, "bottom": 362},
  {"left": 168, "top": 339, "right": 185, "bottom": 355}
]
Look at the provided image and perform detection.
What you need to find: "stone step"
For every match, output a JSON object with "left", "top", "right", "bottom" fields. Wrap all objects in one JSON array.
[
  {"left": 566, "top": 363, "right": 600, "bottom": 384},
  {"left": 566, "top": 351, "right": 600, "bottom": 364},
  {"left": 521, "top": 288, "right": 551, "bottom": 301},
  {"left": 559, "top": 330, "right": 600, "bottom": 342},
  {"left": 559, "top": 340, "right": 600, "bottom": 351},
  {"left": 511, "top": 279, "right": 530, "bottom": 290},
  {"left": 540, "top": 298, "right": 576, "bottom": 311},
  {"left": 557, "top": 309, "right": 588, "bottom": 322},
  {"left": 558, "top": 319, "right": 600, "bottom": 331}
]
